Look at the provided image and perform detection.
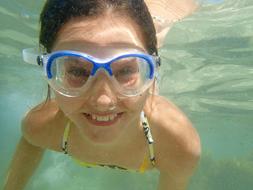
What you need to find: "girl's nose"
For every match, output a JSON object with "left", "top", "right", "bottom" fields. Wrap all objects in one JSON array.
[
  {"left": 93, "top": 94, "right": 116, "bottom": 111},
  {"left": 88, "top": 76, "right": 117, "bottom": 111}
]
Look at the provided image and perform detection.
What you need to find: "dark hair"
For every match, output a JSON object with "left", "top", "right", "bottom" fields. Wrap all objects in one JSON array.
[
  {"left": 39, "top": 0, "right": 158, "bottom": 101},
  {"left": 39, "top": 0, "right": 157, "bottom": 54}
]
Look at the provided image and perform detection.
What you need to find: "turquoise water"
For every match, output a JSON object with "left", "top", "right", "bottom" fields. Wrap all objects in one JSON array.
[{"left": 1, "top": 0, "right": 253, "bottom": 189}]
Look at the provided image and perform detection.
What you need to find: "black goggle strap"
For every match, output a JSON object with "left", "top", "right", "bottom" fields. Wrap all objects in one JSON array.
[
  {"left": 151, "top": 51, "right": 161, "bottom": 67},
  {"left": 37, "top": 53, "right": 48, "bottom": 67},
  {"left": 155, "top": 56, "right": 161, "bottom": 67}
]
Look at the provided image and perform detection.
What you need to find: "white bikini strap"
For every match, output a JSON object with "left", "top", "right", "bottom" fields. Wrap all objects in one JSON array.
[
  {"left": 141, "top": 111, "right": 155, "bottom": 165},
  {"left": 62, "top": 121, "right": 71, "bottom": 154}
]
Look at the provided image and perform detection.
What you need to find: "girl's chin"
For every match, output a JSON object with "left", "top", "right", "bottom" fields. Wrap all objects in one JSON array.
[{"left": 74, "top": 112, "right": 126, "bottom": 144}]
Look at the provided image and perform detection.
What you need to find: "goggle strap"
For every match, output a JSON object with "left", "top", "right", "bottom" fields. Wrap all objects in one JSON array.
[
  {"left": 37, "top": 55, "right": 44, "bottom": 66},
  {"left": 22, "top": 48, "right": 45, "bottom": 67},
  {"left": 22, "top": 48, "right": 39, "bottom": 65},
  {"left": 155, "top": 56, "right": 161, "bottom": 67}
]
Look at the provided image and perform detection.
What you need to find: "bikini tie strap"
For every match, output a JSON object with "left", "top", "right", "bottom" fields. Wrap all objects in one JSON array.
[{"left": 141, "top": 111, "right": 155, "bottom": 166}]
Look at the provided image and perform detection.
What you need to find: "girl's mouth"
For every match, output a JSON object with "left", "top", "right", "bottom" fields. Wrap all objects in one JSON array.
[{"left": 83, "top": 112, "right": 124, "bottom": 126}]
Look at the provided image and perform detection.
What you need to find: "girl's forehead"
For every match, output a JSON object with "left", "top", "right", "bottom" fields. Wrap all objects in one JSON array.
[{"left": 53, "top": 15, "right": 145, "bottom": 53}]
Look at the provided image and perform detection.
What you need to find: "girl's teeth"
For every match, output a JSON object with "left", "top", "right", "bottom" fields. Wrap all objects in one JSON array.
[
  {"left": 90, "top": 114, "right": 118, "bottom": 122},
  {"left": 109, "top": 115, "right": 115, "bottom": 121}
]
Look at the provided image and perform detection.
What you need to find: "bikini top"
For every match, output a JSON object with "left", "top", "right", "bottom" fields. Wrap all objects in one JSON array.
[{"left": 61, "top": 111, "right": 155, "bottom": 173}]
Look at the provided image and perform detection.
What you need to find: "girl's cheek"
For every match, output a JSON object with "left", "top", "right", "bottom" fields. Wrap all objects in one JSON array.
[
  {"left": 121, "top": 92, "right": 149, "bottom": 111},
  {"left": 54, "top": 90, "right": 149, "bottom": 115},
  {"left": 55, "top": 94, "right": 84, "bottom": 115}
]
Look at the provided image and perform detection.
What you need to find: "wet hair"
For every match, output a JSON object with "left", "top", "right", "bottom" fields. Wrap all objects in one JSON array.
[
  {"left": 39, "top": 0, "right": 158, "bottom": 54},
  {"left": 39, "top": 0, "right": 158, "bottom": 101}
]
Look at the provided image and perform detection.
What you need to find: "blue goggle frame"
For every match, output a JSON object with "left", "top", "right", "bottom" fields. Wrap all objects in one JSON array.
[{"left": 43, "top": 50, "right": 160, "bottom": 80}]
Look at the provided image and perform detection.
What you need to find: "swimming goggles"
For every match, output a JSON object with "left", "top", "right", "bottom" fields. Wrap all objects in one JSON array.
[{"left": 23, "top": 48, "right": 160, "bottom": 97}]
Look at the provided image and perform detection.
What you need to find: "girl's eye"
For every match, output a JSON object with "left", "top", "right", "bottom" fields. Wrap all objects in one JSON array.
[
  {"left": 115, "top": 66, "right": 138, "bottom": 76},
  {"left": 64, "top": 67, "right": 90, "bottom": 88},
  {"left": 114, "top": 66, "right": 139, "bottom": 86},
  {"left": 67, "top": 67, "right": 90, "bottom": 77}
]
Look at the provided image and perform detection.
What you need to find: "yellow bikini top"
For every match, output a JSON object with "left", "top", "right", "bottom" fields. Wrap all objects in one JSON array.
[{"left": 61, "top": 111, "right": 155, "bottom": 173}]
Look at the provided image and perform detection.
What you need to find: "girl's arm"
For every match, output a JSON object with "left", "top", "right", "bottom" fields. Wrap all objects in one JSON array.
[
  {"left": 145, "top": 0, "right": 198, "bottom": 47},
  {"left": 3, "top": 136, "right": 44, "bottom": 190}
]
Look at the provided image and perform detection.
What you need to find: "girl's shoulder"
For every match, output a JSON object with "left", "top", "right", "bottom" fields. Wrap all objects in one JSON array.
[
  {"left": 145, "top": 95, "right": 201, "bottom": 172},
  {"left": 145, "top": 95, "right": 195, "bottom": 141},
  {"left": 21, "top": 99, "right": 67, "bottom": 151},
  {"left": 145, "top": 95, "right": 190, "bottom": 127}
]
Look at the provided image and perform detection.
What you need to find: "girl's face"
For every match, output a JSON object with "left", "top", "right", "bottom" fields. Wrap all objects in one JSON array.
[{"left": 52, "top": 14, "right": 151, "bottom": 144}]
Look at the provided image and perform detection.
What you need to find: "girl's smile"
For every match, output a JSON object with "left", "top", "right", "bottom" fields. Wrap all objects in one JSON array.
[{"left": 82, "top": 112, "right": 124, "bottom": 127}]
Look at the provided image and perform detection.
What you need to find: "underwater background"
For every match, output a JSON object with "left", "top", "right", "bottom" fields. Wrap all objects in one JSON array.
[{"left": 0, "top": 0, "right": 253, "bottom": 189}]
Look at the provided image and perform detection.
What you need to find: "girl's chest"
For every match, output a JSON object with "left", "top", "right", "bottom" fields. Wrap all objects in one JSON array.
[{"left": 65, "top": 133, "right": 153, "bottom": 171}]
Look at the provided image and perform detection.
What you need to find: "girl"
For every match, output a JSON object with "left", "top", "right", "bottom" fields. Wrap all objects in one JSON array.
[{"left": 4, "top": 0, "right": 200, "bottom": 190}]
